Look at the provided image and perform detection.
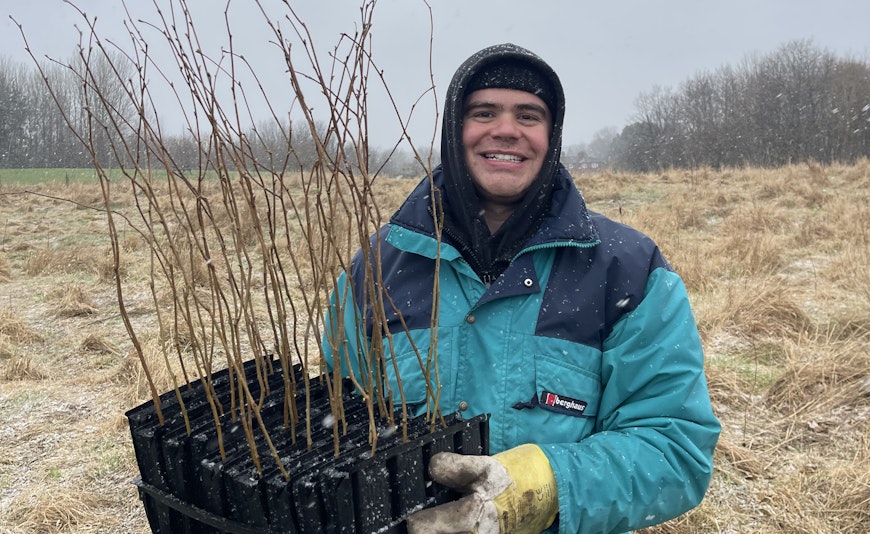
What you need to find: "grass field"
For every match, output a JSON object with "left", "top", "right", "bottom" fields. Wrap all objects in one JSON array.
[
  {"left": 0, "top": 168, "right": 217, "bottom": 187},
  {"left": 0, "top": 162, "right": 868, "bottom": 532},
  {"left": 0, "top": 168, "right": 106, "bottom": 186}
]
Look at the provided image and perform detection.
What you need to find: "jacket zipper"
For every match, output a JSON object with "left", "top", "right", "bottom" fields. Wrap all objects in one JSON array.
[{"left": 512, "top": 239, "right": 600, "bottom": 262}]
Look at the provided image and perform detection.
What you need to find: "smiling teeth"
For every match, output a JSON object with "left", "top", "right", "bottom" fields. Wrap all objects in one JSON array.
[{"left": 485, "top": 154, "right": 522, "bottom": 162}]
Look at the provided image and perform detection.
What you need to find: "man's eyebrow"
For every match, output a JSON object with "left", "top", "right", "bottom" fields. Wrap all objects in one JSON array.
[
  {"left": 463, "top": 100, "right": 500, "bottom": 112},
  {"left": 515, "top": 102, "right": 549, "bottom": 117}
]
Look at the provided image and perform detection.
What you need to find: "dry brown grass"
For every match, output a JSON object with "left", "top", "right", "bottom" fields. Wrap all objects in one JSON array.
[
  {"left": 49, "top": 284, "right": 99, "bottom": 318},
  {"left": 111, "top": 337, "right": 195, "bottom": 403},
  {"left": 78, "top": 333, "right": 119, "bottom": 355},
  {"left": 578, "top": 162, "right": 870, "bottom": 533},
  {"left": 3, "top": 355, "right": 48, "bottom": 380},
  {"left": 0, "top": 334, "right": 15, "bottom": 359},
  {"left": 4, "top": 485, "right": 111, "bottom": 532},
  {"left": 0, "top": 254, "right": 10, "bottom": 283},
  {"left": 0, "top": 164, "right": 868, "bottom": 532},
  {"left": 0, "top": 308, "right": 42, "bottom": 343}
]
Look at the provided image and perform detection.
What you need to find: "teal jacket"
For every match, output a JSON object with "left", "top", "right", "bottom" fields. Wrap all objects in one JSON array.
[{"left": 324, "top": 167, "right": 720, "bottom": 533}]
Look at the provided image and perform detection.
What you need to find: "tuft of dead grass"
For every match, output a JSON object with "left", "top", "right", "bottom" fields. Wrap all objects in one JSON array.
[
  {"left": 3, "top": 355, "right": 48, "bottom": 380},
  {"left": 3, "top": 483, "right": 113, "bottom": 532},
  {"left": 699, "top": 277, "right": 812, "bottom": 341},
  {"left": 49, "top": 284, "right": 99, "bottom": 317},
  {"left": 766, "top": 330, "right": 870, "bottom": 413},
  {"left": 79, "top": 333, "right": 120, "bottom": 355},
  {"left": 23, "top": 245, "right": 114, "bottom": 281},
  {"left": 0, "top": 308, "right": 42, "bottom": 343},
  {"left": 810, "top": 457, "right": 870, "bottom": 531},
  {"left": 757, "top": 455, "right": 870, "bottom": 533},
  {"left": 714, "top": 436, "right": 770, "bottom": 480}
]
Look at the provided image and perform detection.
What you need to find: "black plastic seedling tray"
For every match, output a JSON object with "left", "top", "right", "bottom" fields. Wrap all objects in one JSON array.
[{"left": 127, "top": 359, "right": 490, "bottom": 533}]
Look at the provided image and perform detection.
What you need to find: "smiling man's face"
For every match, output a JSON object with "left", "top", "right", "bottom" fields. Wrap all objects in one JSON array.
[{"left": 462, "top": 88, "right": 551, "bottom": 212}]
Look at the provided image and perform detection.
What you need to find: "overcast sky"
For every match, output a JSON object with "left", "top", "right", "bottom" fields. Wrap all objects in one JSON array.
[{"left": 4, "top": 0, "right": 870, "bottom": 149}]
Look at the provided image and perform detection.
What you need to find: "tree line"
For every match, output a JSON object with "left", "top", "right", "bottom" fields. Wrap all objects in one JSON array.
[
  {"left": 606, "top": 39, "right": 870, "bottom": 171},
  {"left": 1, "top": 39, "right": 868, "bottom": 173},
  {"left": 0, "top": 51, "right": 435, "bottom": 178},
  {"left": 0, "top": 51, "right": 138, "bottom": 169}
]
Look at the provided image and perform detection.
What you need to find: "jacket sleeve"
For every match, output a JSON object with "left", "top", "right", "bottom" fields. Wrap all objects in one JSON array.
[{"left": 540, "top": 267, "right": 720, "bottom": 534}]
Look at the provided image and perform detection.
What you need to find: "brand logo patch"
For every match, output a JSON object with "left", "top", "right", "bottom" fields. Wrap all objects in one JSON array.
[{"left": 540, "top": 391, "right": 588, "bottom": 415}]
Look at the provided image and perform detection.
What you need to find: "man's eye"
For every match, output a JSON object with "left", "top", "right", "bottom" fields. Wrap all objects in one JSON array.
[{"left": 466, "top": 110, "right": 493, "bottom": 120}]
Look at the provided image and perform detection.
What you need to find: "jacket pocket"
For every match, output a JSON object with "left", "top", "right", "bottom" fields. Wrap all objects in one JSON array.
[
  {"left": 511, "top": 352, "right": 601, "bottom": 445},
  {"left": 380, "top": 326, "right": 456, "bottom": 417},
  {"left": 385, "top": 348, "right": 431, "bottom": 409},
  {"left": 534, "top": 353, "right": 600, "bottom": 418}
]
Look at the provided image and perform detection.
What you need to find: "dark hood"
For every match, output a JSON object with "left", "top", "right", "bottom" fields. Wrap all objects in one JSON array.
[{"left": 439, "top": 43, "right": 566, "bottom": 283}]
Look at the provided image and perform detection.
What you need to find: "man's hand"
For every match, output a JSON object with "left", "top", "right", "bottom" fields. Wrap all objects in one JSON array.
[{"left": 406, "top": 444, "right": 558, "bottom": 534}]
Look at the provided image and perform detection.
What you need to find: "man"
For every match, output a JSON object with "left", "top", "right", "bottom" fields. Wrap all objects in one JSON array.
[{"left": 324, "top": 43, "right": 720, "bottom": 533}]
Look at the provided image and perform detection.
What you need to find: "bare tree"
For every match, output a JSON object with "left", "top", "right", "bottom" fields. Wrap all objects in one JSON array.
[
  {"left": 823, "top": 58, "right": 870, "bottom": 162},
  {"left": 68, "top": 49, "right": 138, "bottom": 167},
  {"left": 0, "top": 57, "right": 29, "bottom": 167},
  {"left": 587, "top": 127, "right": 618, "bottom": 163}
]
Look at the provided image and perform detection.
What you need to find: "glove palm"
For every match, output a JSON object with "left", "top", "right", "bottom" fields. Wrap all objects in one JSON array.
[{"left": 407, "top": 444, "right": 558, "bottom": 534}]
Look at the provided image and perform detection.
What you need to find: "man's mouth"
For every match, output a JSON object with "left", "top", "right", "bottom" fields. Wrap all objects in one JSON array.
[{"left": 484, "top": 153, "right": 524, "bottom": 163}]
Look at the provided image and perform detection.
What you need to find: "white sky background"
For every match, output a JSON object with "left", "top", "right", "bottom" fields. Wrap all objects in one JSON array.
[{"left": 3, "top": 0, "right": 870, "bottom": 150}]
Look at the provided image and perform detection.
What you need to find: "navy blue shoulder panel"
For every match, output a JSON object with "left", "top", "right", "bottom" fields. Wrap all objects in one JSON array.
[
  {"left": 535, "top": 212, "right": 672, "bottom": 349},
  {"left": 350, "top": 226, "right": 437, "bottom": 336},
  {"left": 353, "top": 212, "right": 671, "bottom": 345}
]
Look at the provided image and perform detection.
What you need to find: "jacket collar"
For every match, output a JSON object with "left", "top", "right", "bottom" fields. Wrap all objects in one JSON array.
[{"left": 388, "top": 165, "right": 599, "bottom": 256}]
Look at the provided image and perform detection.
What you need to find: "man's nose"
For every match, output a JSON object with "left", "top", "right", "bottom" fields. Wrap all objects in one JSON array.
[{"left": 490, "top": 115, "right": 520, "bottom": 138}]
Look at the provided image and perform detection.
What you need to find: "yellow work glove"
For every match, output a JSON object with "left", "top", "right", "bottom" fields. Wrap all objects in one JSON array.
[{"left": 406, "top": 444, "right": 558, "bottom": 534}]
